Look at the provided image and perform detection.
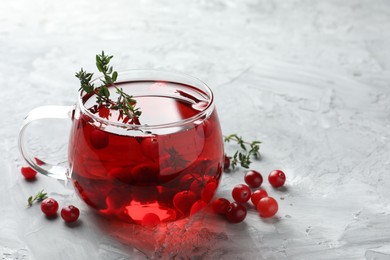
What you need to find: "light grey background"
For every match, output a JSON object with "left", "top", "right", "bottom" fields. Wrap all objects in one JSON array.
[{"left": 1, "top": 0, "right": 390, "bottom": 259}]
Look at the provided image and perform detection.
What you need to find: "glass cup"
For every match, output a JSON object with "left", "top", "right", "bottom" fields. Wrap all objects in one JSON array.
[{"left": 18, "top": 70, "right": 224, "bottom": 225}]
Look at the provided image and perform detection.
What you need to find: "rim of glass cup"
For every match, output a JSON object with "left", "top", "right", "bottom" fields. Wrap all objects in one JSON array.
[{"left": 77, "top": 69, "right": 215, "bottom": 131}]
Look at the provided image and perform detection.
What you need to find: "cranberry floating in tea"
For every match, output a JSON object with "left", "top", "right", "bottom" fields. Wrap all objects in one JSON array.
[{"left": 19, "top": 52, "right": 224, "bottom": 225}]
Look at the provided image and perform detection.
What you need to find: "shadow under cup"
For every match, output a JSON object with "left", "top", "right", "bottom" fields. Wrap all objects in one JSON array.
[{"left": 20, "top": 70, "right": 224, "bottom": 226}]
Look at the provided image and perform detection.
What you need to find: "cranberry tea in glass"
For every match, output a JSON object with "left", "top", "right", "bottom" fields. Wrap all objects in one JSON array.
[{"left": 19, "top": 70, "right": 224, "bottom": 225}]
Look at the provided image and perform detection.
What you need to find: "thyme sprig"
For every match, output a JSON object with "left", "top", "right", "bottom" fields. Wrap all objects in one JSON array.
[
  {"left": 75, "top": 51, "right": 141, "bottom": 124},
  {"left": 224, "top": 134, "right": 261, "bottom": 169},
  {"left": 27, "top": 189, "right": 48, "bottom": 207},
  {"left": 166, "top": 147, "right": 189, "bottom": 170}
]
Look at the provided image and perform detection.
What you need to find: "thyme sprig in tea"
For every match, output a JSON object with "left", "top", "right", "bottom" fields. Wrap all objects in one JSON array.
[{"left": 75, "top": 51, "right": 141, "bottom": 124}]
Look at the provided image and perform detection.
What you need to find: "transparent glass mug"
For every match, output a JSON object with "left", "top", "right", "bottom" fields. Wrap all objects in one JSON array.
[{"left": 19, "top": 70, "right": 224, "bottom": 225}]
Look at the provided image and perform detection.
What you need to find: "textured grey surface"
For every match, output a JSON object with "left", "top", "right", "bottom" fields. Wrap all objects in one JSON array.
[{"left": 1, "top": 0, "right": 390, "bottom": 259}]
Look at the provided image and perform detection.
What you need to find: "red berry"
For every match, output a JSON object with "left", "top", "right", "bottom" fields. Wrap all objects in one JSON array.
[
  {"left": 90, "top": 129, "right": 109, "bottom": 149},
  {"left": 98, "top": 105, "right": 110, "bottom": 119},
  {"left": 189, "top": 177, "right": 205, "bottom": 193},
  {"left": 223, "top": 155, "right": 230, "bottom": 171},
  {"left": 225, "top": 202, "right": 247, "bottom": 223},
  {"left": 140, "top": 137, "right": 159, "bottom": 160},
  {"left": 257, "top": 197, "right": 278, "bottom": 218},
  {"left": 173, "top": 190, "right": 197, "bottom": 215},
  {"left": 212, "top": 198, "right": 230, "bottom": 215},
  {"left": 190, "top": 200, "right": 207, "bottom": 216},
  {"left": 244, "top": 170, "right": 263, "bottom": 188},
  {"left": 21, "top": 165, "right": 37, "bottom": 180},
  {"left": 250, "top": 189, "right": 268, "bottom": 206},
  {"left": 131, "top": 163, "right": 159, "bottom": 183},
  {"left": 61, "top": 205, "right": 80, "bottom": 223},
  {"left": 232, "top": 184, "right": 251, "bottom": 203},
  {"left": 41, "top": 198, "right": 59, "bottom": 217},
  {"left": 201, "top": 182, "right": 218, "bottom": 203},
  {"left": 34, "top": 157, "right": 44, "bottom": 166},
  {"left": 141, "top": 213, "right": 160, "bottom": 227},
  {"left": 268, "top": 170, "right": 286, "bottom": 188}
]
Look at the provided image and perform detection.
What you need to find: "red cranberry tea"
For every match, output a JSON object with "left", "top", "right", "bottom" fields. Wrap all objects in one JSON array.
[{"left": 68, "top": 80, "right": 224, "bottom": 225}]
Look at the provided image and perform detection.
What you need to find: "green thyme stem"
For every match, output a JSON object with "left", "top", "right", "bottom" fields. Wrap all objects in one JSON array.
[
  {"left": 224, "top": 134, "right": 261, "bottom": 169},
  {"left": 75, "top": 51, "right": 141, "bottom": 124},
  {"left": 27, "top": 189, "right": 48, "bottom": 207}
]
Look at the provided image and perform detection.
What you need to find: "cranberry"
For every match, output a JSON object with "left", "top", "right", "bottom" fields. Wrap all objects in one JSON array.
[
  {"left": 268, "top": 170, "right": 286, "bottom": 188},
  {"left": 141, "top": 213, "right": 160, "bottom": 227},
  {"left": 140, "top": 137, "right": 159, "bottom": 160},
  {"left": 201, "top": 181, "right": 218, "bottom": 203},
  {"left": 34, "top": 157, "right": 44, "bottom": 166},
  {"left": 61, "top": 205, "right": 80, "bottom": 223},
  {"left": 21, "top": 165, "right": 37, "bottom": 180},
  {"left": 244, "top": 170, "right": 263, "bottom": 188},
  {"left": 178, "top": 173, "right": 200, "bottom": 188},
  {"left": 212, "top": 198, "right": 230, "bottom": 215},
  {"left": 232, "top": 184, "right": 251, "bottom": 203},
  {"left": 250, "top": 189, "right": 268, "bottom": 206},
  {"left": 131, "top": 163, "right": 159, "bottom": 183},
  {"left": 257, "top": 197, "right": 278, "bottom": 218},
  {"left": 225, "top": 202, "right": 247, "bottom": 223},
  {"left": 189, "top": 177, "right": 206, "bottom": 193},
  {"left": 41, "top": 198, "right": 59, "bottom": 217},
  {"left": 98, "top": 105, "right": 110, "bottom": 119},
  {"left": 173, "top": 190, "right": 197, "bottom": 215},
  {"left": 223, "top": 155, "right": 230, "bottom": 171},
  {"left": 190, "top": 200, "right": 207, "bottom": 216},
  {"left": 90, "top": 129, "right": 109, "bottom": 149}
]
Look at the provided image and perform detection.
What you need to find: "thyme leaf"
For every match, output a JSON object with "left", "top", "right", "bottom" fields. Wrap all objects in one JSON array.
[
  {"left": 224, "top": 134, "right": 261, "bottom": 169},
  {"left": 27, "top": 189, "right": 48, "bottom": 207},
  {"left": 75, "top": 51, "right": 141, "bottom": 124}
]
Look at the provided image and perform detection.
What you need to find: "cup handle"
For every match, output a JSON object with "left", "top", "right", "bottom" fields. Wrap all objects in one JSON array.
[{"left": 18, "top": 105, "right": 75, "bottom": 181}]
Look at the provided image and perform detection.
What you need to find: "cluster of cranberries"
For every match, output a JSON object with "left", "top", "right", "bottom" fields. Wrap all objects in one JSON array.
[
  {"left": 212, "top": 164, "right": 286, "bottom": 223},
  {"left": 40, "top": 198, "right": 80, "bottom": 223},
  {"left": 22, "top": 164, "right": 286, "bottom": 225},
  {"left": 21, "top": 165, "right": 80, "bottom": 223}
]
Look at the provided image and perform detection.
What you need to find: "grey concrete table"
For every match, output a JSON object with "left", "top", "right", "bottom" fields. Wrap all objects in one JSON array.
[{"left": 1, "top": 0, "right": 390, "bottom": 259}]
